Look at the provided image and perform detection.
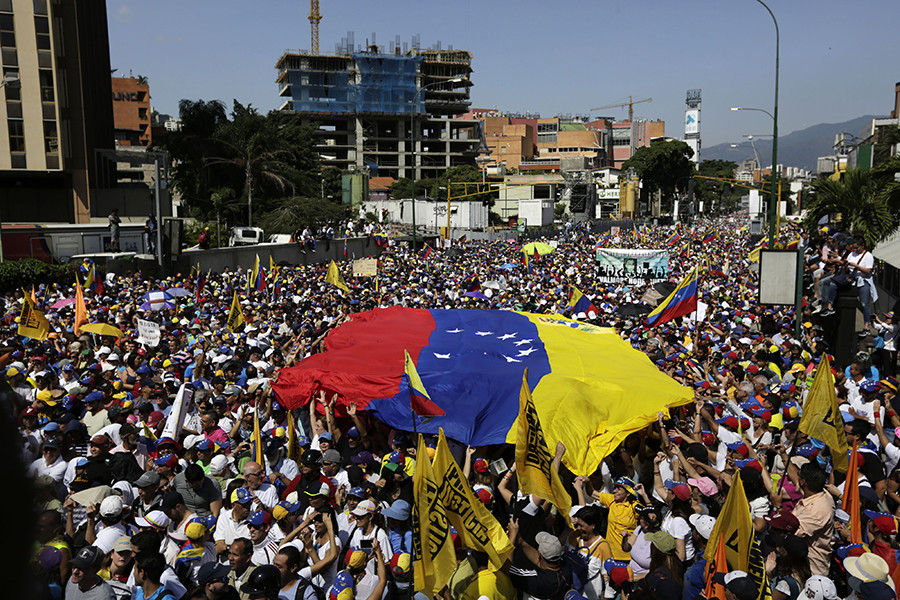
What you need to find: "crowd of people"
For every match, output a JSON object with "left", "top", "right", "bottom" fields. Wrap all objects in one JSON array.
[{"left": 6, "top": 210, "right": 900, "bottom": 600}]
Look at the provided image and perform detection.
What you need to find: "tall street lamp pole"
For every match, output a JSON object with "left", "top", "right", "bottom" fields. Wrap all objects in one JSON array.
[
  {"left": 410, "top": 78, "right": 463, "bottom": 250},
  {"left": 731, "top": 106, "right": 777, "bottom": 235}
]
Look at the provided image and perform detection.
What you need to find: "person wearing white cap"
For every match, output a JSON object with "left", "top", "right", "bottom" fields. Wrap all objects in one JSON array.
[
  {"left": 800, "top": 575, "right": 838, "bottom": 600},
  {"left": 347, "top": 499, "right": 392, "bottom": 578},
  {"left": 844, "top": 552, "right": 896, "bottom": 593},
  {"left": 683, "top": 514, "right": 716, "bottom": 600},
  {"left": 85, "top": 495, "right": 128, "bottom": 554}
]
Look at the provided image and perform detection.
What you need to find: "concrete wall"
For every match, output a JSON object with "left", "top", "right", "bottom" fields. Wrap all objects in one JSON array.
[{"left": 173, "top": 236, "right": 385, "bottom": 274}]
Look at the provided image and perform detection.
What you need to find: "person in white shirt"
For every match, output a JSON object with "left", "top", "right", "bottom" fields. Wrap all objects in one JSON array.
[
  {"left": 243, "top": 461, "right": 280, "bottom": 510},
  {"left": 346, "top": 500, "right": 392, "bottom": 578},
  {"left": 29, "top": 438, "right": 67, "bottom": 484},
  {"left": 248, "top": 510, "right": 281, "bottom": 565},
  {"left": 86, "top": 495, "right": 129, "bottom": 554},
  {"left": 214, "top": 488, "right": 253, "bottom": 555}
]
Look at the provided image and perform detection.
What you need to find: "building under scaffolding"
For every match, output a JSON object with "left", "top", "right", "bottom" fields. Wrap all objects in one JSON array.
[{"left": 275, "top": 33, "right": 480, "bottom": 184}]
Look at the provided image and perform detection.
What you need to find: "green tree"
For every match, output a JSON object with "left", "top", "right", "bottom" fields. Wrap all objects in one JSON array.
[
  {"left": 695, "top": 160, "right": 739, "bottom": 214},
  {"left": 205, "top": 101, "right": 302, "bottom": 227},
  {"left": 621, "top": 140, "right": 695, "bottom": 212},
  {"left": 803, "top": 167, "right": 899, "bottom": 248}
]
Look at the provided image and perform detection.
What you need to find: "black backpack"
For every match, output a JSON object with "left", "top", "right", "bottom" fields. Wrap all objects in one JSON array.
[{"left": 294, "top": 575, "right": 325, "bottom": 600}]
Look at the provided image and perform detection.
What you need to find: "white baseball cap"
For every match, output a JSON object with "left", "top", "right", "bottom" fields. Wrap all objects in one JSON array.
[
  {"left": 688, "top": 514, "right": 716, "bottom": 540},
  {"left": 801, "top": 575, "right": 838, "bottom": 600},
  {"left": 99, "top": 495, "right": 124, "bottom": 518}
]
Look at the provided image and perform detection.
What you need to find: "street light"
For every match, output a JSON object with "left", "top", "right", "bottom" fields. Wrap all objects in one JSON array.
[
  {"left": 733, "top": 0, "right": 779, "bottom": 240},
  {"left": 410, "top": 77, "right": 464, "bottom": 249},
  {"left": 0, "top": 73, "right": 21, "bottom": 263}
]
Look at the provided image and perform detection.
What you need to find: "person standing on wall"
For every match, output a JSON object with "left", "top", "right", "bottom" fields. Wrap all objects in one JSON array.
[{"left": 109, "top": 208, "right": 121, "bottom": 252}]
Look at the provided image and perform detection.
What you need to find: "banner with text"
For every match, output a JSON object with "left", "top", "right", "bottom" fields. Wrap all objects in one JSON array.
[
  {"left": 137, "top": 318, "right": 161, "bottom": 347},
  {"left": 595, "top": 248, "right": 670, "bottom": 284}
]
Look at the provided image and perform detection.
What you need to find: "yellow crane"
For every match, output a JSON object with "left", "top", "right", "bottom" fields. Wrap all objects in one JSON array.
[
  {"left": 590, "top": 96, "right": 652, "bottom": 122},
  {"left": 309, "top": 0, "right": 321, "bottom": 54}
]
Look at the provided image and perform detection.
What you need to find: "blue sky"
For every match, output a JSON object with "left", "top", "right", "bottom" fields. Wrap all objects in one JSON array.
[{"left": 107, "top": 0, "right": 898, "bottom": 149}]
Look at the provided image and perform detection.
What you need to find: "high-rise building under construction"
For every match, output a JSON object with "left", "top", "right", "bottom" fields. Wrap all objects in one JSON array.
[{"left": 275, "top": 34, "right": 480, "bottom": 182}]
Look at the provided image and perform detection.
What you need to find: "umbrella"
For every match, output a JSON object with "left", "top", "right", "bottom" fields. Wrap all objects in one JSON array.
[
  {"left": 139, "top": 301, "right": 175, "bottom": 311},
  {"left": 499, "top": 263, "right": 518, "bottom": 270},
  {"left": 653, "top": 281, "right": 676, "bottom": 297},
  {"left": 80, "top": 323, "right": 125, "bottom": 337},
  {"left": 617, "top": 303, "right": 651, "bottom": 318},
  {"left": 50, "top": 297, "right": 75, "bottom": 309},
  {"left": 166, "top": 287, "right": 191, "bottom": 297},
  {"left": 483, "top": 280, "right": 507, "bottom": 292},
  {"left": 521, "top": 242, "right": 554, "bottom": 256}
]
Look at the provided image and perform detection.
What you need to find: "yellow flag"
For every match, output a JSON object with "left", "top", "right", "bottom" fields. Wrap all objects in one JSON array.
[
  {"left": 432, "top": 429, "right": 514, "bottom": 568},
  {"left": 251, "top": 405, "right": 264, "bottom": 464},
  {"left": 413, "top": 434, "right": 457, "bottom": 596},
  {"left": 748, "top": 246, "right": 761, "bottom": 263},
  {"left": 226, "top": 291, "right": 245, "bottom": 333},
  {"left": 704, "top": 470, "right": 753, "bottom": 571},
  {"left": 18, "top": 293, "right": 50, "bottom": 340},
  {"left": 252, "top": 254, "right": 260, "bottom": 286},
  {"left": 799, "top": 355, "right": 848, "bottom": 472},
  {"left": 269, "top": 254, "right": 277, "bottom": 279},
  {"left": 326, "top": 260, "right": 349, "bottom": 293},
  {"left": 74, "top": 281, "right": 88, "bottom": 336},
  {"left": 515, "top": 369, "right": 573, "bottom": 527}
]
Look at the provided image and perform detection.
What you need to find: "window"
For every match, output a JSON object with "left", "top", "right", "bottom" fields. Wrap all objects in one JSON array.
[
  {"left": 8, "top": 118, "right": 24, "bottom": 152},
  {"left": 39, "top": 68, "right": 53, "bottom": 101},
  {"left": 1, "top": 48, "right": 15, "bottom": 66},
  {"left": 537, "top": 133, "right": 557, "bottom": 144},
  {"left": 0, "top": 13, "right": 13, "bottom": 48},
  {"left": 33, "top": 0, "right": 48, "bottom": 15},
  {"left": 43, "top": 120, "right": 57, "bottom": 153},
  {"left": 35, "top": 16, "right": 50, "bottom": 50},
  {"left": 6, "top": 100, "right": 20, "bottom": 118},
  {"left": 3, "top": 67, "right": 18, "bottom": 100},
  {"left": 138, "top": 107, "right": 148, "bottom": 120},
  {"left": 537, "top": 123, "right": 558, "bottom": 134}
]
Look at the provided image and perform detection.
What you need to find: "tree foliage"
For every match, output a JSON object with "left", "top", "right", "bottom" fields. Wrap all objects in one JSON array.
[
  {"left": 621, "top": 140, "right": 695, "bottom": 201},
  {"left": 804, "top": 166, "right": 900, "bottom": 248},
  {"left": 695, "top": 160, "right": 740, "bottom": 214},
  {"left": 255, "top": 196, "right": 348, "bottom": 235}
]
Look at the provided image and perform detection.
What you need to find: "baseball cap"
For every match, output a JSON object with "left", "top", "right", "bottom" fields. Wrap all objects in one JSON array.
[
  {"left": 153, "top": 454, "right": 178, "bottom": 469},
  {"left": 864, "top": 510, "right": 899, "bottom": 536},
  {"left": 230, "top": 488, "right": 253, "bottom": 505},
  {"left": 272, "top": 500, "right": 300, "bottom": 521},
  {"left": 318, "top": 431, "right": 333, "bottom": 441},
  {"left": 613, "top": 476, "right": 636, "bottom": 497},
  {"left": 351, "top": 499, "right": 377, "bottom": 517},
  {"left": 347, "top": 487, "right": 366, "bottom": 499},
  {"left": 535, "top": 531, "right": 563, "bottom": 562},
  {"left": 135, "top": 510, "right": 170, "bottom": 530},
  {"left": 688, "top": 514, "right": 716, "bottom": 540},
  {"left": 860, "top": 380, "right": 880, "bottom": 393},
  {"left": 305, "top": 481, "right": 331, "bottom": 498},
  {"left": 43, "top": 437, "right": 62, "bottom": 449},
  {"left": 330, "top": 571, "right": 356, "bottom": 600},
  {"left": 71, "top": 546, "right": 103, "bottom": 571},
  {"left": 134, "top": 470, "right": 161, "bottom": 489},
  {"left": 714, "top": 572, "right": 757, "bottom": 600},
  {"left": 603, "top": 559, "right": 633, "bottom": 588},
  {"left": 472, "top": 458, "right": 488, "bottom": 474},
  {"left": 197, "top": 562, "right": 230, "bottom": 587},
  {"left": 247, "top": 510, "right": 270, "bottom": 527},
  {"left": 99, "top": 495, "right": 124, "bottom": 518},
  {"left": 347, "top": 426, "right": 360, "bottom": 438},
  {"left": 160, "top": 491, "right": 184, "bottom": 510},
  {"left": 209, "top": 454, "right": 233, "bottom": 476},
  {"left": 389, "top": 552, "right": 411, "bottom": 576},
  {"left": 301, "top": 449, "right": 323, "bottom": 466},
  {"left": 801, "top": 575, "right": 838, "bottom": 600},
  {"left": 350, "top": 451, "right": 375, "bottom": 465},
  {"left": 663, "top": 480, "right": 691, "bottom": 501},
  {"left": 687, "top": 477, "right": 718, "bottom": 497},
  {"left": 322, "top": 449, "right": 342, "bottom": 464},
  {"left": 185, "top": 519, "right": 207, "bottom": 540},
  {"left": 344, "top": 549, "right": 367, "bottom": 570},
  {"left": 644, "top": 531, "right": 676, "bottom": 554},
  {"left": 765, "top": 510, "right": 800, "bottom": 533}
]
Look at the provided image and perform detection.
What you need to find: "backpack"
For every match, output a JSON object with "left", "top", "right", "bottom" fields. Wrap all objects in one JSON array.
[
  {"left": 563, "top": 538, "right": 608, "bottom": 593},
  {"left": 294, "top": 575, "right": 326, "bottom": 600}
]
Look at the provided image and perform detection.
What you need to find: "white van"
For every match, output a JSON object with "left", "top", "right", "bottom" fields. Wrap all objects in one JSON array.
[{"left": 228, "top": 227, "right": 264, "bottom": 247}]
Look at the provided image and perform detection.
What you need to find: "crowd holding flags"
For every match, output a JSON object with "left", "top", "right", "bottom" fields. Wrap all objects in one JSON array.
[
  {"left": 799, "top": 355, "right": 849, "bottom": 473},
  {"left": 568, "top": 285, "right": 598, "bottom": 316},
  {"left": 325, "top": 259, "right": 350, "bottom": 294},
  {"left": 85, "top": 265, "right": 104, "bottom": 295},
  {"left": 226, "top": 291, "right": 245, "bottom": 333},
  {"left": 665, "top": 232, "right": 681, "bottom": 246},
  {"left": 18, "top": 291, "right": 50, "bottom": 340}
]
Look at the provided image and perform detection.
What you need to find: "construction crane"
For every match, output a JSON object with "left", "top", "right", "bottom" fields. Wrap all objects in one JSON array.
[
  {"left": 309, "top": 0, "right": 321, "bottom": 54},
  {"left": 591, "top": 96, "right": 652, "bottom": 122}
]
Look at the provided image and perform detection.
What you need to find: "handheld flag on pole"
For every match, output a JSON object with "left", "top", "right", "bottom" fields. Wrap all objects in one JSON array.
[
  {"left": 644, "top": 267, "right": 698, "bottom": 328},
  {"left": 286, "top": 414, "right": 301, "bottom": 462},
  {"left": 18, "top": 292, "right": 50, "bottom": 340},
  {"left": 799, "top": 355, "right": 849, "bottom": 472},
  {"left": 422, "top": 244, "right": 433, "bottom": 260},
  {"left": 251, "top": 406, "right": 264, "bottom": 464},
  {"left": 226, "top": 292, "right": 245, "bottom": 333},
  {"left": 568, "top": 286, "right": 598, "bottom": 316},
  {"left": 86, "top": 265, "right": 104, "bottom": 295},
  {"left": 404, "top": 349, "right": 445, "bottom": 418},
  {"left": 325, "top": 260, "right": 350, "bottom": 294},
  {"left": 665, "top": 232, "right": 681, "bottom": 246},
  {"left": 412, "top": 434, "right": 457, "bottom": 596},
  {"left": 844, "top": 441, "right": 862, "bottom": 543},
  {"left": 702, "top": 532, "right": 729, "bottom": 600},
  {"left": 74, "top": 281, "right": 88, "bottom": 336},
  {"left": 705, "top": 471, "right": 753, "bottom": 569},
  {"left": 515, "top": 369, "right": 572, "bottom": 527},
  {"left": 433, "top": 429, "right": 514, "bottom": 567}
]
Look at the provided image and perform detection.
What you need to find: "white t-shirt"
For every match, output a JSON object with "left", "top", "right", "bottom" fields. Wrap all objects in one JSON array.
[
  {"left": 661, "top": 512, "right": 694, "bottom": 561},
  {"left": 213, "top": 508, "right": 250, "bottom": 546}
]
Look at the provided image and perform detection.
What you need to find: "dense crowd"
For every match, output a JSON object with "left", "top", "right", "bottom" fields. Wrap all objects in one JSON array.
[{"left": 6, "top": 211, "right": 900, "bottom": 600}]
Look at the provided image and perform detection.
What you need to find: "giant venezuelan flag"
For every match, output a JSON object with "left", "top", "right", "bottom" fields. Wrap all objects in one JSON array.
[{"left": 273, "top": 306, "right": 692, "bottom": 475}]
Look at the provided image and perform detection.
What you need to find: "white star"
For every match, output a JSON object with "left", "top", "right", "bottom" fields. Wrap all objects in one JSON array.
[
  {"left": 433, "top": 352, "right": 451, "bottom": 359},
  {"left": 502, "top": 355, "right": 522, "bottom": 363},
  {"left": 517, "top": 347, "right": 538, "bottom": 357},
  {"left": 514, "top": 339, "right": 533, "bottom": 346},
  {"left": 498, "top": 333, "right": 517, "bottom": 341},
  {"left": 475, "top": 331, "right": 494, "bottom": 336},
  {"left": 446, "top": 328, "right": 463, "bottom": 333}
]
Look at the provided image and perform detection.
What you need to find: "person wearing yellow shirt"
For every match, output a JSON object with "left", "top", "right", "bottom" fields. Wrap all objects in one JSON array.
[{"left": 575, "top": 476, "right": 639, "bottom": 562}]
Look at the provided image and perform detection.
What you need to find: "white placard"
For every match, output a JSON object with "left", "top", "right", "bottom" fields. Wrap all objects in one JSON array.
[{"left": 137, "top": 318, "right": 160, "bottom": 347}]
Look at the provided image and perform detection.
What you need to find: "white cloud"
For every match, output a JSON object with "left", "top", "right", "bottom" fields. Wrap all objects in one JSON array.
[{"left": 114, "top": 4, "right": 133, "bottom": 24}]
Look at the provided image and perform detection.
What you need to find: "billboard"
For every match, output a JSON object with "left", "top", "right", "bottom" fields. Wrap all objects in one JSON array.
[
  {"left": 685, "top": 109, "right": 700, "bottom": 135},
  {"left": 595, "top": 248, "right": 670, "bottom": 284}
]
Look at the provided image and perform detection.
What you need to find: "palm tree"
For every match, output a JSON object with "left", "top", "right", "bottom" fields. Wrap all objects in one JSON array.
[
  {"left": 804, "top": 167, "right": 898, "bottom": 248},
  {"left": 205, "top": 102, "right": 299, "bottom": 227}
]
